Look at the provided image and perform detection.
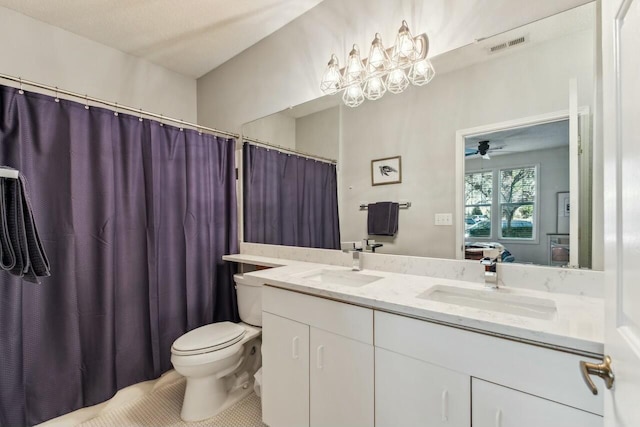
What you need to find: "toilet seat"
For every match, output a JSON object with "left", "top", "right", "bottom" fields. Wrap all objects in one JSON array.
[{"left": 171, "top": 322, "right": 246, "bottom": 356}]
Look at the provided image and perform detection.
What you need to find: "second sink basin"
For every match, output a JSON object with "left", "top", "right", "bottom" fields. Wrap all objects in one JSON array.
[
  {"left": 417, "top": 285, "right": 557, "bottom": 320},
  {"left": 299, "top": 269, "right": 383, "bottom": 287}
]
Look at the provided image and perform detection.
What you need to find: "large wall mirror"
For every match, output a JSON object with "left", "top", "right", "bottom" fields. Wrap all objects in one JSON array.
[{"left": 241, "top": 2, "right": 598, "bottom": 270}]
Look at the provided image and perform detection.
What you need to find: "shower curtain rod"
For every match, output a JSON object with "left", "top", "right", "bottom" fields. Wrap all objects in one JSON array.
[
  {"left": 0, "top": 73, "right": 240, "bottom": 139},
  {"left": 243, "top": 136, "right": 337, "bottom": 164}
]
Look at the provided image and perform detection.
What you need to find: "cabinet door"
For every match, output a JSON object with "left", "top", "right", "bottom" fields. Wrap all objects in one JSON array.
[
  {"left": 472, "top": 379, "right": 602, "bottom": 427},
  {"left": 376, "top": 347, "right": 470, "bottom": 427},
  {"left": 262, "top": 312, "right": 309, "bottom": 427},
  {"left": 309, "top": 327, "right": 374, "bottom": 427}
]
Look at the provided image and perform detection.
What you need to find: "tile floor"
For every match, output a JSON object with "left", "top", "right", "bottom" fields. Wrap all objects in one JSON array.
[{"left": 38, "top": 371, "right": 265, "bottom": 427}]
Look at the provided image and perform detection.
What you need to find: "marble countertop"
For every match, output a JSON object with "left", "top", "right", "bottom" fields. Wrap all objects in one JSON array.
[{"left": 223, "top": 254, "right": 604, "bottom": 356}]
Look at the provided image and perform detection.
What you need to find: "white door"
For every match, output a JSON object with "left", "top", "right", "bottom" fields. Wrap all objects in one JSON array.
[
  {"left": 472, "top": 379, "right": 602, "bottom": 427},
  {"left": 309, "top": 327, "right": 374, "bottom": 427},
  {"left": 262, "top": 312, "right": 310, "bottom": 427},
  {"left": 602, "top": 0, "right": 640, "bottom": 425},
  {"left": 375, "top": 347, "right": 470, "bottom": 427}
]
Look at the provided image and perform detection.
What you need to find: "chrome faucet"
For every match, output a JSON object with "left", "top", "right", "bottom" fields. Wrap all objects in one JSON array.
[
  {"left": 350, "top": 250, "right": 363, "bottom": 271},
  {"left": 480, "top": 256, "right": 499, "bottom": 289},
  {"left": 341, "top": 242, "right": 364, "bottom": 271}
]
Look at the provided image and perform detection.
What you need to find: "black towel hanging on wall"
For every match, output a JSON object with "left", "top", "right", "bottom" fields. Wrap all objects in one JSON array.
[
  {"left": 367, "top": 201, "right": 400, "bottom": 236},
  {"left": 0, "top": 167, "right": 50, "bottom": 283}
]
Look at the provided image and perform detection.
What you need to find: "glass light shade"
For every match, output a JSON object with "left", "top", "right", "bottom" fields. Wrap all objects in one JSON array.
[
  {"left": 408, "top": 59, "right": 435, "bottom": 86},
  {"left": 386, "top": 68, "right": 409, "bottom": 94},
  {"left": 342, "top": 84, "right": 365, "bottom": 107},
  {"left": 344, "top": 44, "right": 366, "bottom": 85},
  {"left": 363, "top": 76, "right": 387, "bottom": 100},
  {"left": 391, "top": 20, "right": 418, "bottom": 66},
  {"left": 320, "top": 54, "right": 343, "bottom": 95},
  {"left": 367, "top": 33, "right": 391, "bottom": 75}
]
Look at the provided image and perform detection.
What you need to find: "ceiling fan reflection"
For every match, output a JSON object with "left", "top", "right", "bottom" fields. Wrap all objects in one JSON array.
[{"left": 465, "top": 140, "right": 515, "bottom": 160}]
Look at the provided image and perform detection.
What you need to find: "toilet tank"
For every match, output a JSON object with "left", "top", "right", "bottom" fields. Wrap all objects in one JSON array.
[{"left": 234, "top": 274, "right": 262, "bottom": 326}]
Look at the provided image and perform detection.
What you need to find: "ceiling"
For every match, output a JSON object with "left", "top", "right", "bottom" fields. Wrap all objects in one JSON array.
[
  {"left": 432, "top": 2, "right": 594, "bottom": 76},
  {"left": 0, "top": 0, "right": 324, "bottom": 78},
  {"left": 465, "top": 120, "right": 570, "bottom": 158}
]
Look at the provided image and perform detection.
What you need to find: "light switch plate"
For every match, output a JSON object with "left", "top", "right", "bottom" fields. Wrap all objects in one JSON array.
[{"left": 435, "top": 213, "right": 453, "bottom": 226}]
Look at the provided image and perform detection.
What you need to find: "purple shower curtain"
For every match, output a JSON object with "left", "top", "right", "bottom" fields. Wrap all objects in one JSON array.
[
  {"left": 243, "top": 143, "right": 340, "bottom": 249},
  {"left": 0, "top": 85, "right": 239, "bottom": 427}
]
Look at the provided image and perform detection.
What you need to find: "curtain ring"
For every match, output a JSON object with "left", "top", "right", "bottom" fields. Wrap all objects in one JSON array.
[
  {"left": 159, "top": 114, "right": 163, "bottom": 126},
  {"left": 196, "top": 126, "right": 202, "bottom": 135},
  {"left": 84, "top": 94, "right": 89, "bottom": 110},
  {"left": 113, "top": 102, "right": 118, "bottom": 116},
  {"left": 139, "top": 108, "right": 143, "bottom": 122},
  {"left": 18, "top": 77, "right": 24, "bottom": 95},
  {"left": 54, "top": 86, "right": 59, "bottom": 102},
  {"left": 179, "top": 119, "right": 184, "bottom": 132}
]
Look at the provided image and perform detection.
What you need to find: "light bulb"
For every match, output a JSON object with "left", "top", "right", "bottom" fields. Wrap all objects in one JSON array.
[
  {"left": 344, "top": 45, "right": 366, "bottom": 85},
  {"left": 342, "top": 84, "right": 365, "bottom": 107},
  {"left": 320, "top": 54, "right": 343, "bottom": 95},
  {"left": 408, "top": 59, "right": 435, "bottom": 86},
  {"left": 367, "top": 33, "right": 391, "bottom": 74},
  {"left": 386, "top": 69, "right": 409, "bottom": 94},
  {"left": 363, "top": 76, "right": 387, "bottom": 101},
  {"left": 388, "top": 69, "right": 403, "bottom": 83},
  {"left": 391, "top": 20, "right": 418, "bottom": 67}
]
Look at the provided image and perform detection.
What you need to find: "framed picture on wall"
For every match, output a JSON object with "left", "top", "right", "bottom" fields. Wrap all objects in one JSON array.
[{"left": 371, "top": 156, "right": 402, "bottom": 186}]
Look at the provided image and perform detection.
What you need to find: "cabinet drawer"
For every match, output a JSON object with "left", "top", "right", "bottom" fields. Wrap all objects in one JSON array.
[
  {"left": 263, "top": 285, "right": 373, "bottom": 344},
  {"left": 472, "top": 379, "right": 602, "bottom": 427},
  {"left": 374, "top": 311, "right": 603, "bottom": 415}
]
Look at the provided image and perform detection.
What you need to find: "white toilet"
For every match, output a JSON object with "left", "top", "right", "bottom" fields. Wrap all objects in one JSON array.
[{"left": 171, "top": 274, "right": 263, "bottom": 422}]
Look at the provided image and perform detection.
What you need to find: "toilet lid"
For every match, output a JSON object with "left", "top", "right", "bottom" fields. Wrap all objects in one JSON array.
[{"left": 171, "top": 322, "right": 246, "bottom": 355}]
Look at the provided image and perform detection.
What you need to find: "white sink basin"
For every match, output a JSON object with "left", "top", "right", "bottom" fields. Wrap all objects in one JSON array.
[
  {"left": 417, "top": 285, "right": 557, "bottom": 320},
  {"left": 299, "top": 269, "right": 383, "bottom": 287}
]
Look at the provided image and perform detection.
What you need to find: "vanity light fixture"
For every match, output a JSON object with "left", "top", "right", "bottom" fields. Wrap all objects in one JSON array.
[{"left": 320, "top": 20, "right": 435, "bottom": 107}]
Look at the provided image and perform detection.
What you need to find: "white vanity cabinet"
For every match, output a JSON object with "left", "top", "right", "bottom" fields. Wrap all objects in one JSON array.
[
  {"left": 376, "top": 347, "right": 470, "bottom": 427},
  {"left": 309, "top": 327, "right": 374, "bottom": 426},
  {"left": 262, "top": 286, "right": 374, "bottom": 427},
  {"left": 262, "top": 312, "right": 310, "bottom": 427},
  {"left": 375, "top": 311, "right": 604, "bottom": 427},
  {"left": 472, "top": 379, "right": 602, "bottom": 427}
]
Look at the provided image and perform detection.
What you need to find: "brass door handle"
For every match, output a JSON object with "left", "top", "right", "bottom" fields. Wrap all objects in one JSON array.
[{"left": 580, "top": 355, "right": 615, "bottom": 395}]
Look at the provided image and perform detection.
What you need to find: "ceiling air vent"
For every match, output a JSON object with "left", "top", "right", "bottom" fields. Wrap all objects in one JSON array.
[
  {"left": 489, "top": 35, "right": 527, "bottom": 53},
  {"left": 508, "top": 36, "right": 526, "bottom": 47},
  {"left": 489, "top": 42, "right": 508, "bottom": 53}
]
